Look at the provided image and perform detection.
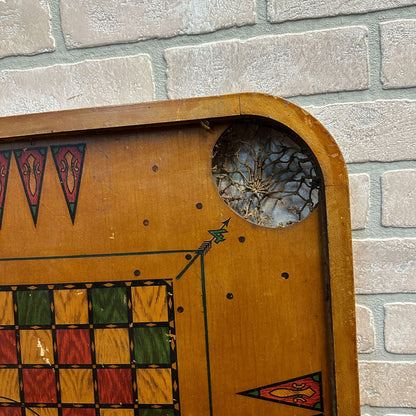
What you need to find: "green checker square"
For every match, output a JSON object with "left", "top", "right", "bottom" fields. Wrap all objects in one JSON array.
[
  {"left": 133, "top": 326, "right": 171, "bottom": 365},
  {"left": 17, "top": 290, "right": 51, "bottom": 326},
  {"left": 92, "top": 287, "right": 128, "bottom": 324},
  {"left": 140, "top": 409, "right": 174, "bottom": 416}
]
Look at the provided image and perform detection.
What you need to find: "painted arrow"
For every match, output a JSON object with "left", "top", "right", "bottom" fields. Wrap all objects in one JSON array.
[
  {"left": 208, "top": 218, "right": 230, "bottom": 244},
  {"left": 176, "top": 218, "right": 230, "bottom": 280}
]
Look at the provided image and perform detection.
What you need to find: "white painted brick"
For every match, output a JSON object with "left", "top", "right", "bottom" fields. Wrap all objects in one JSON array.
[
  {"left": 353, "top": 239, "right": 416, "bottom": 294},
  {"left": 0, "top": 0, "right": 55, "bottom": 58},
  {"left": 307, "top": 100, "right": 416, "bottom": 163},
  {"left": 60, "top": 0, "right": 256, "bottom": 49},
  {"left": 166, "top": 27, "right": 369, "bottom": 99},
  {"left": 268, "top": 0, "right": 416, "bottom": 22},
  {"left": 356, "top": 305, "right": 375, "bottom": 353},
  {"left": 381, "top": 19, "right": 416, "bottom": 89},
  {"left": 385, "top": 303, "right": 416, "bottom": 353},
  {"left": 349, "top": 174, "right": 370, "bottom": 230},
  {"left": 382, "top": 169, "right": 416, "bottom": 227},
  {"left": 359, "top": 361, "right": 416, "bottom": 407},
  {"left": 0, "top": 56, "right": 154, "bottom": 117}
]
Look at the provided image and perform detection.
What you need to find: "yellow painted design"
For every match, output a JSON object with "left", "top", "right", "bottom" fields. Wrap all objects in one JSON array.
[
  {"left": 270, "top": 386, "right": 316, "bottom": 399},
  {"left": 23, "top": 154, "right": 40, "bottom": 197}
]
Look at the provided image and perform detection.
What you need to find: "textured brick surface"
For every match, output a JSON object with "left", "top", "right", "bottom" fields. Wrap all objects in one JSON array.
[
  {"left": 381, "top": 20, "right": 416, "bottom": 89},
  {"left": 385, "top": 303, "right": 416, "bottom": 353},
  {"left": 60, "top": 0, "right": 256, "bottom": 48},
  {"left": 0, "top": 0, "right": 55, "bottom": 59},
  {"left": 0, "top": 56, "right": 154, "bottom": 117},
  {"left": 382, "top": 169, "right": 416, "bottom": 227},
  {"left": 166, "top": 27, "right": 369, "bottom": 99},
  {"left": 353, "top": 239, "right": 416, "bottom": 294},
  {"left": 307, "top": 100, "right": 416, "bottom": 163},
  {"left": 268, "top": 0, "right": 416, "bottom": 22},
  {"left": 349, "top": 174, "right": 370, "bottom": 230},
  {"left": 359, "top": 361, "right": 416, "bottom": 407},
  {"left": 356, "top": 305, "right": 375, "bottom": 353}
]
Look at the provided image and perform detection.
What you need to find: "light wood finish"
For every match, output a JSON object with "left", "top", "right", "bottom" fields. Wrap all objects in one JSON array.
[
  {"left": 0, "top": 291, "right": 14, "bottom": 324},
  {"left": 132, "top": 285, "right": 168, "bottom": 322},
  {"left": 0, "top": 93, "right": 359, "bottom": 415},
  {"left": 20, "top": 329, "right": 54, "bottom": 365},
  {"left": 54, "top": 288, "right": 89, "bottom": 324},
  {"left": 32, "top": 409, "right": 59, "bottom": 416},
  {"left": 94, "top": 328, "right": 130, "bottom": 364},
  {"left": 136, "top": 368, "right": 173, "bottom": 404},
  {"left": 59, "top": 368, "right": 95, "bottom": 403},
  {"left": 0, "top": 369, "right": 20, "bottom": 401},
  {"left": 100, "top": 410, "right": 135, "bottom": 416}
]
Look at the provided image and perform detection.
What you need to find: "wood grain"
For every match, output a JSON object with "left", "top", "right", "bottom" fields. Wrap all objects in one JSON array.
[
  {"left": 54, "top": 289, "right": 89, "bottom": 324},
  {"left": 0, "top": 291, "right": 14, "bottom": 325},
  {"left": 20, "top": 329, "right": 54, "bottom": 365},
  {"left": 59, "top": 368, "right": 95, "bottom": 403},
  {"left": 136, "top": 368, "right": 173, "bottom": 404},
  {"left": 132, "top": 285, "right": 168, "bottom": 323},
  {"left": 0, "top": 369, "right": 20, "bottom": 401},
  {"left": 94, "top": 328, "right": 130, "bottom": 364}
]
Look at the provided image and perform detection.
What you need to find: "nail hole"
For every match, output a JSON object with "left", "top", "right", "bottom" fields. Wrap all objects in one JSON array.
[
  {"left": 134, "top": 270, "right": 141, "bottom": 277},
  {"left": 143, "top": 219, "right": 149, "bottom": 226},
  {"left": 177, "top": 306, "right": 184, "bottom": 313},
  {"left": 226, "top": 293, "right": 233, "bottom": 299},
  {"left": 152, "top": 165, "right": 158, "bottom": 172},
  {"left": 238, "top": 236, "right": 245, "bottom": 243},
  {"left": 196, "top": 203, "right": 203, "bottom": 209},
  {"left": 281, "top": 272, "right": 289, "bottom": 279},
  {"left": 185, "top": 254, "right": 192, "bottom": 260}
]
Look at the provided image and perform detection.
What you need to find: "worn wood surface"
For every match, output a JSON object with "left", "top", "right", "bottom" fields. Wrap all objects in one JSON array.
[{"left": 0, "top": 93, "right": 359, "bottom": 416}]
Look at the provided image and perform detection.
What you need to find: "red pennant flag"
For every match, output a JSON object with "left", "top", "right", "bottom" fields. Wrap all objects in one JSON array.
[
  {"left": 238, "top": 372, "right": 323, "bottom": 411},
  {"left": 0, "top": 150, "right": 11, "bottom": 229},
  {"left": 51, "top": 144, "right": 86, "bottom": 224},
  {"left": 14, "top": 147, "right": 47, "bottom": 226}
]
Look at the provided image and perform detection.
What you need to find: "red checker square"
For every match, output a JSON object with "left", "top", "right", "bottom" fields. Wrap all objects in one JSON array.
[
  {"left": 0, "top": 330, "right": 17, "bottom": 364},
  {"left": 23, "top": 368, "right": 57, "bottom": 403},
  {"left": 97, "top": 368, "right": 133, "bottom": 404},
  {"left": 56, "top": 329, "right": 92, "bottom": 364},
  {"left": 0, "top": 408, "right": 21, "bottom": 416},
  {"left": 62, "top": 409, "right": 96, "bottom": 416}
]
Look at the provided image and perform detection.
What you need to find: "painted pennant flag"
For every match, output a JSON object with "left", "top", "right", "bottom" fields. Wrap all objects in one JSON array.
[
  {"left": 237, "top": 372, "right": 323, "bottom": 411},
  {"left": 14, "top": 147, "right": 47, "bottom": 226},
  {"left": 51, "top": 144, "right": 86, "bottom": 224},
  {"left": 0, "top": 150, "right": 11, "bottom": 229}
]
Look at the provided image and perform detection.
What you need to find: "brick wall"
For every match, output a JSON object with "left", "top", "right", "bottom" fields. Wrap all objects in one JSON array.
[{"left": 1, "top": 1, "right": 416, "bottom": 415}]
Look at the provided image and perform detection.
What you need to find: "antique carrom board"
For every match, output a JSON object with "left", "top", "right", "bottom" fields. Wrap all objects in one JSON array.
[{"left": 0, "top": 94, "right": 360, "bottom": 416}]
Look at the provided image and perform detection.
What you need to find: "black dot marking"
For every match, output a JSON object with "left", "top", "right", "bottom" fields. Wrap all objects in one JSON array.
[
  {"left": 196, "top": 203, "right": 203, "bottom": 209},
  {"left": 143, "top": 219, "right": 149, "bottom": 226},
  {"left": 177, "top": 306, "right": 184, "bottom": 313},
  {"left": 152, "top": 165, "right": 158, "bottom": 172},
  {"left": 281, "top": 272, "right": 289, "bottom": 279},
  {"left": 134, "top": 270, "right": 141, "bottom": 277},
  {"left": 185, "top": 254, "right": 192, "bottom": 260},
  {"left": 226, "top": 293, "right": 234, "bottom": 300},
  {"left": 238, "top": 236, "right": 245, "bottom": 243}
]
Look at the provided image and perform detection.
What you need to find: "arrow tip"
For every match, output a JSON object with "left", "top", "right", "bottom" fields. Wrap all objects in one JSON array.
[{"left": 222, "top": 218, "right": 231, "bottom": 227}]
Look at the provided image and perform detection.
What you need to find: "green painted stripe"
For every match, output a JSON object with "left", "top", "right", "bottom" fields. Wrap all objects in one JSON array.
[
  {"left": 0, "top": 249, "right": 194, "bottom": 262},
  {"left": 200, "top": 255, "right": 213, "bottom": 416},
  {"left": 175, "top": 252, "right": 200, "bottom": 280}
]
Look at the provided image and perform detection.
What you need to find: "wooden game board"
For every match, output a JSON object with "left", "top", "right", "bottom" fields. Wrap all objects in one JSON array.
[{"left": 0, "top": 94, "right": 360, "bottom": 416}]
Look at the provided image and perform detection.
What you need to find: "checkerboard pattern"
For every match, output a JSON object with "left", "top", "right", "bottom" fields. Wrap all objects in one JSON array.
[{"left": 0, "top": 280, "right": 179, "bottom": 416}]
